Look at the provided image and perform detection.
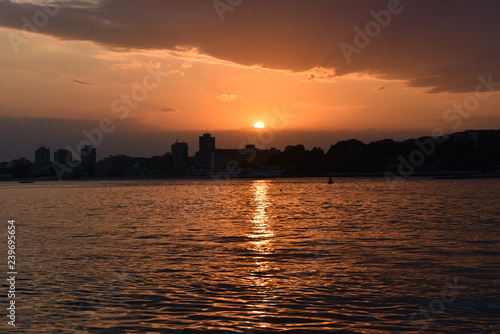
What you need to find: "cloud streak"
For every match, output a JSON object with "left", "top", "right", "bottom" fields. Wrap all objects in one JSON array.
[
  {"left": 68, "top": 77, "right": 92, "bottom": 86},
  {"left": 159, "top": 107, "right": 181, "bottom": 113}
]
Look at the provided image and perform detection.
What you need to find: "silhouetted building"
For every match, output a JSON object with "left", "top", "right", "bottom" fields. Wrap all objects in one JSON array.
[
  {"left": 81, "top": 145, "right": 96, "bottom": 166},
  {"left": 172, "top": 140, "right": 188, "bottom": 159},
  {"left": 11, "top": 158, "right": 32, "bottom": 168},
  {"left": 190, "top": 133, "right": 282, "bottom": 178},
  {"left": 193, "top": 151, "right": 215, "bottom": 171},
  {"left": 199, "top": 133, "right": 215, "bottom": 152},
  {"left": 94, "top": 155, "right": 147, "bottom": 178},
  {"left": 35, "top": 145, "right": 50, "bottom": 166},
  {"left": 147, "top": 153, "right": 174, "bottom": 178},
  {"left": 215, "top": 145, "right": 281, "bottom": 172},
  {"left": 192, "top": 133, "right": 217, "bottom": 175},
  {"left": 1, "top": 158, "right": 32, "bottom": 179},
  {"left": 171, "top": 141, "right": 189, "bottom": 177},
  {"left": 149, "top": 153, "right": 172, "bottom": 169},
  {"left": 54, "top": 149, "right": 72, "bottom": 165}
]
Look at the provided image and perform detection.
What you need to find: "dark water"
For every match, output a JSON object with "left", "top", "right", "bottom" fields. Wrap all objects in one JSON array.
[{"left": 1, "top": 178, "right": 500, "bottom": 333}]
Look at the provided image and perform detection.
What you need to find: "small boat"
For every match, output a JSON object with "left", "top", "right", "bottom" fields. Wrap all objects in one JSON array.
[
  {"left": 327, "top": 177, "right": 334, "bottom": 184},
  {"left": 19, "top": 180, "right": 34, "bottom": 184}
]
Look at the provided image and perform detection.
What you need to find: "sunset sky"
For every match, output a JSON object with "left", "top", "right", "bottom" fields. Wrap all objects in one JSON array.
[{"left": 1, "top": 0, "right": 500, "bottom": 161}]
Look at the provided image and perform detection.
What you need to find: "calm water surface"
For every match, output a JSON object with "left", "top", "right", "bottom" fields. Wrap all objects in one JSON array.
[{"left": 1, "top": 178, "right": 500, "bottom": 333}]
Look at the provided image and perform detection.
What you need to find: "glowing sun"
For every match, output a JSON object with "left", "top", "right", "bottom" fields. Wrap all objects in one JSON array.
[{"left": 254, "top": 121, "right": 265, "bottom": 129}]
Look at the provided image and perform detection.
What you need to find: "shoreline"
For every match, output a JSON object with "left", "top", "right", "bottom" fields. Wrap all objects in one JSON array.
[{"left": 3, "top": 170, "right": 500, "bottom": 182}]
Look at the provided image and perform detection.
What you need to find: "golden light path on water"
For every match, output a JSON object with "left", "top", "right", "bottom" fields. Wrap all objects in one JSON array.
[{"left": 246, "top": 181, "right": 275, "bottom": 329}]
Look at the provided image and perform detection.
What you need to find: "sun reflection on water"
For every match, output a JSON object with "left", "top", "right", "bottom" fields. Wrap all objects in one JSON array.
[
  {"left": 248, "top": 181, "right": 274, "bottom": 254},
  {"left": 245, "top": 180, "right": 279, "bottom": 327}
]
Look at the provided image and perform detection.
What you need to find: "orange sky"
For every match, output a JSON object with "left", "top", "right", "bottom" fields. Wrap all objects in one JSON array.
[{"left": 1, "top": 0, "right": 500, "bottom": 160}]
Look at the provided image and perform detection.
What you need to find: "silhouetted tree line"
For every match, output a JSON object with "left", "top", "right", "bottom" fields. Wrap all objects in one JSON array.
[{"left": 268, "top": 130, "right": 500, "bottom": 176}]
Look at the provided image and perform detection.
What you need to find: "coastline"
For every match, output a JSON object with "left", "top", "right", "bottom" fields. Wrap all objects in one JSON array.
[{"left": 3, "top": 170, "right": 500, "bottom": 182}]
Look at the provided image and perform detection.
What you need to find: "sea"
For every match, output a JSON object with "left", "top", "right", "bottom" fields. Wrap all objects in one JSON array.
[{"left": 1, "top": 178, "right": 500, "bottom": 333}]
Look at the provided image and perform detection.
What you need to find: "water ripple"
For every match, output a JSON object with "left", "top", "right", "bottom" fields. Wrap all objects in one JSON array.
[{"left": 2, "top": 178, "right": 500, "bottom": 333}]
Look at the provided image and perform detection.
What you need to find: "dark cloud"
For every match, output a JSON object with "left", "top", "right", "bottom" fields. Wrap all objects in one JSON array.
[{"left": 1, "top": 0, "right": 500, "bottom": 93}]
